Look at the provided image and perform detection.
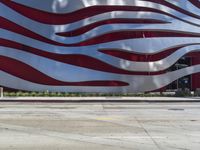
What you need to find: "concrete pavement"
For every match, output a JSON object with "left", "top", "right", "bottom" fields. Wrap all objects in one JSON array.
[{"left": 0, "top": 102, "right": 199, "bottom": 149}]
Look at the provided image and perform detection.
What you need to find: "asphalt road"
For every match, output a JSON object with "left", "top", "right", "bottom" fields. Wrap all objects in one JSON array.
[{"left": 0, "top": 102, "right": 199, "bottom": 150}]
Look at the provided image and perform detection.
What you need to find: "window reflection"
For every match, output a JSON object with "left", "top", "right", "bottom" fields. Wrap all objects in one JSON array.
[{"left": 167, "top": 56, "right": 191, "bottom": 90}]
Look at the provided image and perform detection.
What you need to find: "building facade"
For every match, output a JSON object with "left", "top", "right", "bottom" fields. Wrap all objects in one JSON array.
[{"left": 0, "top": 0, "right": 200, "bottom": 93}]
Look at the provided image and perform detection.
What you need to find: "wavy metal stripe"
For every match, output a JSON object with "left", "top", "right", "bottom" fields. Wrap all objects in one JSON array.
[
  {"left": 99, "top": 43, "right": 199, "bottom": 62},
  {"left": 54, "top": 12, "right": 171, "bottom": 34},
  {"left": 188, "top": 0, "right": 200, "bottom": 9},
  {"left": 0, "top": 38, "right": 167, "bottom": 75},
  {"left": 0, "top": 17, "right": 68, "bottom": 46},
  {"left": 2, "top": 28, "right": 200, "bottom": 55},
  {"left": 62, "top": 30, "right": 200, "bottom": 46},
  {"left": 56, "top": 18, "right": 170, "bottom": 37},
  {"left": 1, "top": 0, "right": 200, "bottom": 92},
  {"left": 1, "top": 65, "right": 200, "bottom": 92},
  {"left": 0, "top": 71, "right": 127, "bottom": 92},
  {"left": 142, "top": 0, "right": 200, "bottom": 20},
  {"left": 0, "top": 38, "right": 146, "bottom": 75},
  {"left": 2, "top": 1, "right": 200, "bottom": 46},
  {"left": 0, "top": 55, "right": 128, "bottom": 87},
  {"left": 99, "top": 45, "right": 200, "bottom": 72},
  {"left": 1, "top": 36, "right": 191, "bottom": 74},
  {"left": 0, "top": 3, "right": 172, "bottom": 37},
  {"left": 0, "top": 0, "right": 179, "bottom": 24},
  {"left": 1, "top": 32, "right": 200, "bottom": 73},
  {"left": 1, "top": 41, "right": 200, "bottom": 74},
  {"left": 1, "top": 0, "right": 200, "bottom": 27},
  {"left": 2, "top": 17, "right": 200, "bottom": 47},
  {"left": 0, "top": 47, "right": 120, "bottom": 82}
]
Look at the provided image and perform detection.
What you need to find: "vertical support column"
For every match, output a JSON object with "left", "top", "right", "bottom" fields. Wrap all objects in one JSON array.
[{"left": 0, "top": 87, "right": 3, "bottom": 99}]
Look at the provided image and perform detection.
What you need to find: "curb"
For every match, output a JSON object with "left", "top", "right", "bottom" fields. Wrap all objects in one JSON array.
[{"left": 0, "top": 97, "right": 200, "bottom": 103}]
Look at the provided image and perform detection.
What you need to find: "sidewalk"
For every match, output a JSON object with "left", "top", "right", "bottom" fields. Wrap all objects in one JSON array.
[
  {"left": 1, "top": 102, "right": 199, "bottom": 150},
  {"left": 1, "top": 96, "right": 200, "bottom": 102}
]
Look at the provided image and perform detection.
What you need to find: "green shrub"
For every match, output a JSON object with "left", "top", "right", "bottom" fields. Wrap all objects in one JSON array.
[
  {"left": 9, "top": 92, "right": 16, "bottom": 97},
  {"left": 194, "top": 89, "right": 200, "bottom": 96},
  {"left": 175, "top": 88, "right": 192, "bottom": 97},
  {"left": 0, "top": 90, "right": 195, "bottom": 97}
]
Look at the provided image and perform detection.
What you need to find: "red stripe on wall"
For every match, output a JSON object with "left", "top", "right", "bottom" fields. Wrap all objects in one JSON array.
[
  {"left": 0, "top": 0, "right": 199, "bottom": 27},
  {"left": 2, "top": 38, "right": 200, "bottom": 75},
  {"left": 145, "top": 0, "right": 200, "bottom": 20},
  {"left": 0, "top": 38, "right": 167, "bottom": 75},
  {"left": 2, "top": 16, "right": 199, "bottom": 47},
  {"left": 0, "top": 17, "right": 67, "bottom": 46},
  {"left": 56, "top": 18, "right": 169, "bottom": 37},
  {"left": 72, "top": 30, "right": 200, "bottom": 46},
  {"left": 0, "top": 55, "right": 129, "bottom": 86},
  {"left": 99, "top": 44, "right": 200, "bottom": 62},
  {"left": 188, "top": 0, "right": 200, "bottom": 9}
]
